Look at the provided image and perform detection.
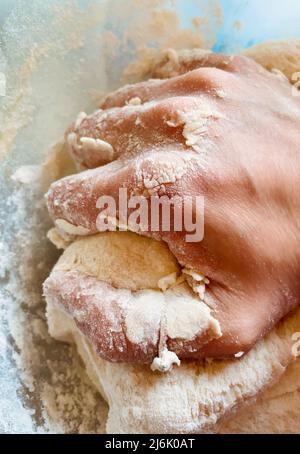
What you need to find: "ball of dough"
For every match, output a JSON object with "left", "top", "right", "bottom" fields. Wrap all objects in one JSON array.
[
  {"left": 54, "top": 231, "right": 180, "bottom": 291},
  {"left": 243, "top": 39, "right": 300, "bottom": 82}
]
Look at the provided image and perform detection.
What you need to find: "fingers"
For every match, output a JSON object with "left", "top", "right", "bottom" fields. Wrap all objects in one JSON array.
[
  {"left": 43, "top": 270, "right": 160, "bottom": 362},
  {"left": 68, "top": 52, "right": 236, "bottom": 170},
  {"left": 43, "top": 270, "right": 222, "bottom": 363},
  {"left": 45, "top": 160, "right": 134, "bottom": 235},
  {"left": 45, "top": 147, "right": 203, "bottom": 242},
  {"left": 66, "top": 50, "right": 258, "bottom": 171},
  {"left": 66, "top": 94, "right": 202, "bottom": 169},
  {"left": 100, "top": 68, "right": 221, "bottom": 110},
  {"left": 66, "top": 107, "right": 140, "bottom": 170},
  {"left": 149, "top": 49, "right": 257, "bottom": 79},
  {"left": 100, "top": 79, "right": 164, "bottom": 109},
  {"left": 43, "top": 266, "right": 293, "bottom": 363}
]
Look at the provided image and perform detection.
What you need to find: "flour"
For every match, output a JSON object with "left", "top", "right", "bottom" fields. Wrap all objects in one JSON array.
[
  {"left": 150, "top": 349, "right": 180, "bottom": 373},
  {"left": 2, "top": 142, "right": 108, "bottom": 433},
  {"left": 125, "top": 291, "right": 163, "bottom": 345},
  {"left": 165, "top": 284, "right": 221, "bottom": 341},
  {"left": 150, "top": 281, "right": 221, "bottom": 373},
  {"left": 80, "top": 137, "right": 114, "bottom": 162},
  {"left": 11, "top": 165, "right": 43, "bottom": 184},
  {"left": 135, "top": 154, "right": 192, "bottom": 196},
  {"left": 126, "top": 97, "right": 142, "bottom": 106},
  {"left": 182, "top": 268, "right": 210, "bottom": 301},
  {"left": 47, "top": 298, "right": 300, "bottom": 434},
  {"left": 180, "top": 108, "right": 223, "bottom": 152},
  {"left": 66, "top": 130, "right": 115, "bottom": 168},
  {"left": 234, "top": 351, "right": 245, "bottom": 358}
]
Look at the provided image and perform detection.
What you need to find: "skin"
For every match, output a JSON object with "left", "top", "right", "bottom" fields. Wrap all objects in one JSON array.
[
  {"left": 45, "top": 51, "right": 300, "bottom": 362},
  {"left": 44, "top": 270, "right": 221, "bottom": 363}
]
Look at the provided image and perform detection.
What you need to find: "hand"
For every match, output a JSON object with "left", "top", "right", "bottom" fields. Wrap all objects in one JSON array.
[{"left": 45, "top": 50, "right": 300, "bottom": 360}]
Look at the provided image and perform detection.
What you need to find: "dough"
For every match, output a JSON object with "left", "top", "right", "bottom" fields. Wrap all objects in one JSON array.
[
  {"left": 45, "top": 232, "right": 221, "bottom": 364},
  {"left": 243, "top": 39, "right": 300, "bottom": 82},
  {"left": 46, "top": 235, "right": 300, "bottom": 432},
  {"left": 54, "top": 231, "right": 180, "bottom": 291},
  {"left": 46, "top": 230, "right": 300, "bottom": 433},
  {"left": 45, "top": 40, "right": 300, "bottom": 433}
]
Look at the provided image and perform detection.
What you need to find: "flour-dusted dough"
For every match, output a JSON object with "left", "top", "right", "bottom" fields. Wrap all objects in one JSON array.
[
  {"left": 46, "top": 230, "right": 300, "bottom": 433},
  {"left": 48, "top": 232, "right": 221, "bottom": 363},
  {"left": 219, "top": 358, "right": 300, "bottom": 434},
  {"left": 47, "top": 272, "right": 299, "bottom": 433},
  {"left": 46, "top": 40, "right": 300, "bottom": 433},
  {"left": 53, "top": 231, "right": 180, "bottom": 292}
]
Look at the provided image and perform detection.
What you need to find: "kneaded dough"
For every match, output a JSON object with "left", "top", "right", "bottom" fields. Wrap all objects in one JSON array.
[
  {"left": 243, "top": 39, "right": 300, "bottom": 82},
  {"left": 54, "top": 231, "right": 180, "bottom": 291},
  {"left": 46, "top": 40, "right": 300, "bottom": 433},
  {"left": 51, "top": 232, "right": 221, "bottom": 363},
  {"left": 47, "top": 260, "right": 300, "bottom": 433},
  {"left": 47, "top": 230, "right": 300, "bottom": 433}
]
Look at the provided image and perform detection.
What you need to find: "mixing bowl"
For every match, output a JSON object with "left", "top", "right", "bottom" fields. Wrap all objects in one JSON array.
[{"left": 1, "top": 0, "right": 300, "bottom": 434}]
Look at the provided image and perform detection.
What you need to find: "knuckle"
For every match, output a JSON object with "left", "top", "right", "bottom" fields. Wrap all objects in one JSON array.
[{"left": 233, "top": 316, "right": 261, "bottom": 351}]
